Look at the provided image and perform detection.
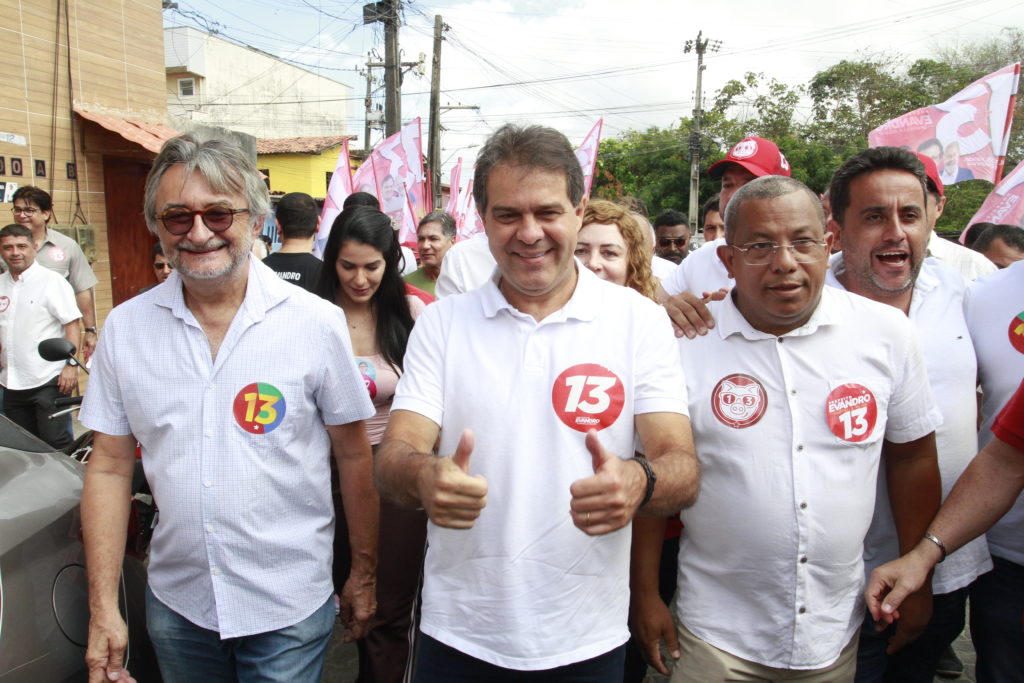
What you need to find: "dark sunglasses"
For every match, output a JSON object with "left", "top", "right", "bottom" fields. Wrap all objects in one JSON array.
[
  {"left": 153, "top": 262, "right": 173, "bottom": 270},
  {"left": 157, "top": 207, "right": 250, "bottom": 235},
  {"left": 658, "top": 237, "right": 687, "bottom": 248}
]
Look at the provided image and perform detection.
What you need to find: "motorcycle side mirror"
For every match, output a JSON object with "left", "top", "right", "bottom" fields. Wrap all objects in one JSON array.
[{"left": 39, "top": 338, "right": 77, "bottom": 362}]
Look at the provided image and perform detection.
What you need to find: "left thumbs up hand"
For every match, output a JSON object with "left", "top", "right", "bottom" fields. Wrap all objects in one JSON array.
[{"left": 569, "top": 429, "right": 646, "bottom": 536}]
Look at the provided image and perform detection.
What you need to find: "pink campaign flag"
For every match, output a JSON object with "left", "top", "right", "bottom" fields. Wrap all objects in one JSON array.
[
  {"left": 314, "top": 137, "right": 354, "bottom": 257},
  {"left": 961, "top": 159, "right": 1024, "bottom": 238},
  {"left": 869, "top": 63, "right": 1021, "bottom": 185},
  {"left": 574, "top": 118, "right": 604, "bottom": 197},
  {"left": 445, "top": 158, "right": 463, "bottom": 215}
]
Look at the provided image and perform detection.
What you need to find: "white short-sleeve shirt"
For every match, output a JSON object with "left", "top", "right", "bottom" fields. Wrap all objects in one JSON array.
[
  {"left": 0, "top": 261, "right": 81, "bottom": 389},
  {"left": 965, "top": 260, "right": 1024, "bottom": 565},
  {"left": 928, "top": 231, "right": 996, "bottom": 281},
  {"left": 434, "top": 233, "right": 496, "bottom": 298},
  {"left": 393, "top": 265, "right": 689, "bottom": 671},
  {"left": 675, "top": 286, "right": 940, "bottom": 670},
  {"left": 80, "top": 257, "right": 374, "bottom": 638},
  {"left": 659, "top": 237, "right": 732, "bottom": 297},
  {"left": 829, "top": 257, "right": 991, "bottom": 594},
  {"left": 36, "top": 227, "right": 99, "bottom": 293}
]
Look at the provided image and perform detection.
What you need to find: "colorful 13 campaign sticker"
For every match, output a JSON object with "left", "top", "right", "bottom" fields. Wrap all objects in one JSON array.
[
  {"left": 233, "top": 382, "right": 287, "bottom": 434},
  {"left": 825, "top": 383, "right": 877, "bottom": 443}
]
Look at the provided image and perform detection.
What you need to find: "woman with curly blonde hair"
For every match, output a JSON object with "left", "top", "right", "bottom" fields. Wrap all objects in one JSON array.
[{"left": 575, "top": 199, "right": 658, "bottom": 301}]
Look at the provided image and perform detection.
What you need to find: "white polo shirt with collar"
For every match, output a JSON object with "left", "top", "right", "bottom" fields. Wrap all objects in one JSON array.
[
  {"left": 675, "top": 285, "right": 940, "bottom": 670},
  {"left": 0, "top": 261, "right": 80, "bottom": 389},
  {"left": 393, "top": 264, "right": 689, "bottom": 671},
  {"left": 964, "top": 260, "right": 1024, "bottom": 565},
  {"left": 828, "top": 256, "right": 992, "bottom": 594},
  {"left": 80, "top": 256, "right": 374, "bottom": 638},
  {"left": 660, "top": 237, "right": 732, "bottom": 297}
]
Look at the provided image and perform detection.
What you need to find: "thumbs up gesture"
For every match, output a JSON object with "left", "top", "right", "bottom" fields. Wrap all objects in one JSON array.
[
  {"left": 569, "top": 430, "right": 646, "bottom": 536},
  {"left": 417, "top": 429, "right": 488, "bottom": 529}
]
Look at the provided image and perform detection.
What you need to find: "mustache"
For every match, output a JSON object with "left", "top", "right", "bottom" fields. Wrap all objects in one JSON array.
[{"left": 176, "top": 237, "right": 229, "bottom": 251}]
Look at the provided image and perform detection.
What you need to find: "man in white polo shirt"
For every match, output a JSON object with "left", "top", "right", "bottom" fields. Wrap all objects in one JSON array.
[
  {"left": 825, "top": 147, "right": 992, "bottom": 683},
  {"left": 631, "top": 176, "right": 941, "bottom": 682},
  {"left": 0, "top": 223, "right": 82, "bottom": 447},
  {"left": 79, "top": 134, "right": 377, "bottom": 683},
  {"left": 659, "top": 136, "right": 791, "bottom": 338},
  {"left": 376, "top": 123, "right": 700, "bottom": 682}
]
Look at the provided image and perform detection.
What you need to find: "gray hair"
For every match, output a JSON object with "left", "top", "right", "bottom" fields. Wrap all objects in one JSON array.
[
  {"left": 144, "top": 133, "right": 270, "bottom": 235},
  {"left": 472, "top": 124, "right": 584, "bottom": 213},
  {"left": 724, "top": 176, "right": 825, "bottom": 242},
  {"left": 418, "top": 210, "right": 456, "bottom": 239}
]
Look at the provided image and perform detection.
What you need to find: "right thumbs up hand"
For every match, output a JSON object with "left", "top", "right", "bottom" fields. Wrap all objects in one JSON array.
[{"left": 417, "top": 429, "right": 488, "bottom": 529}]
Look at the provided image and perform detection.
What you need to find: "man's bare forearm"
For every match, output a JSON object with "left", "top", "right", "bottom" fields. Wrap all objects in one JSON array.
[{"left": 375, "top": 438, "right": 436, "bottom": 509}]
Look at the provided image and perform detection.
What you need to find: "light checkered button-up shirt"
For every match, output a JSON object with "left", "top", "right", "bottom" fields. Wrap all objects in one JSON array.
[{"left": 81, "top": 256, "right": 374, "bottom": 638}]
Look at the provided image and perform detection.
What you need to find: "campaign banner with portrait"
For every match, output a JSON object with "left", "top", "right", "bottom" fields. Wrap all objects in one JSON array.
[
  {"left": 868, "top": 63, "right": 1020, "bottom": 186},
  {"left": 317, "top": 119, "right": 427, "bottom": 253},
  {"left": 962, "top": 159, "right": 1024, "bottom": 239}
]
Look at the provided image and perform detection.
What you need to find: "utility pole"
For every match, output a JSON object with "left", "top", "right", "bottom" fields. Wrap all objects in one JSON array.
[
  {"left": 364, "top": 55, "right": 375, "bottom": 153},
  {"left": 683, "top": 31, "right": 721, "bottom": 230},
  {"left": 428, "top": 15, "right": 445, "bottom": 209},
  {"left": 363, "top": 0, "right": 402, "bottom": 135}
]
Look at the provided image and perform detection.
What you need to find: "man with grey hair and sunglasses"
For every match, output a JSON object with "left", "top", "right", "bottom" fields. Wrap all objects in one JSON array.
[
  {"left": 79, "top": 134, "right": 377, "bottom": 683},
  {"left": 631, "top": 175, "right": 941, "bottom": 682}
]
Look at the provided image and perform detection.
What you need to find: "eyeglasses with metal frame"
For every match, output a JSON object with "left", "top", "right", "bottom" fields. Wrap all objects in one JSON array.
[{"left": 728, "top": 239, "right": 828, "bottom": 266}]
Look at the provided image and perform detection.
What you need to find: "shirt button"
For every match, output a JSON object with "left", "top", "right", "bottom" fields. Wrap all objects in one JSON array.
[
  {"left": 204, "top": 429, "right": 213, "bottom": 437},
  {"left": 800, "top": 502, "right": 808, "bottom": 509},
  {"left": 790, "top": 389, "right": 797, "bottom": 395},
  {"left": 205, "top": 524, "right": 214, "bottom": 533},
  {"left": 777, "top": 338, "right": 784, "bottom": 344},
  {"left": 796, "top": 444, "right": 804, "bottom": 452},
  {"left": 208, "top": 383, "right": 215, "bottom": 390},
  {"left": 213, "top": 568, "right": 222, "bottom": 576},
  {"left": 204, "top": 480, "right": 212, "bottom": 488},
  {"left": 798, "top": 606, "right": 807, "bottom": 614},
  {"left": 800, "top": 556, "right": 808, "bottom": 563}
]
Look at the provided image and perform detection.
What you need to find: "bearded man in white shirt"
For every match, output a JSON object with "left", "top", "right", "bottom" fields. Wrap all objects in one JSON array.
[{"left": 79, "top": 134, "right": 377, "bottom": 683}]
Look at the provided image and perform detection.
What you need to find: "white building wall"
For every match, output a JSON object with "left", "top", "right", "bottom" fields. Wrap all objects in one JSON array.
[{"left": 163, "top": 27, "right": 350, "bottom": 139}]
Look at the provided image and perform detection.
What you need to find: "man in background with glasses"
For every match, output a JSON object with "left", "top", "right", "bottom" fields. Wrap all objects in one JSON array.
[
  {"left": 653, "top": 209, "right": 691, "bottom": 264},
  {"left": 11, "top": 186, "right": 99, "bottom": 360},
  {"left": 79, "top": 134, "right": 377, "bottom": 683},
  {"left": 631, "top": 175, "right": 941, "bottom": 682},
  {"left": 828, "top": 148, "right": 992, "bottom": 683}
]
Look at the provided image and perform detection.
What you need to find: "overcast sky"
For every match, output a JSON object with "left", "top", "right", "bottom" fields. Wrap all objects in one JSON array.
[{"left": 164, "top": 0, "right": 1024, "bottom": 176}]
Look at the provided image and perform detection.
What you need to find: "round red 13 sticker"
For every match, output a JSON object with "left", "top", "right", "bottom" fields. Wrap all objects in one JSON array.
[
  {"left": 551, "top": 363, "right": 625, "bottom": 432},
  {"left": 826, "top": 383, "right": 877, "bottom": 442}
]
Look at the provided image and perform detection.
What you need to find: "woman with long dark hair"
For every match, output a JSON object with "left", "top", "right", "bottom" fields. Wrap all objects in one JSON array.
[{"left": 317, "top": 205, "right": 426, "bottom": 682}]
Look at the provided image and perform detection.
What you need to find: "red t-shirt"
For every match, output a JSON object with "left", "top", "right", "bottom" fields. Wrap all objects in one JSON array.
[{"left": 992, "top": 378, "right": 1024, "bottom": 453}]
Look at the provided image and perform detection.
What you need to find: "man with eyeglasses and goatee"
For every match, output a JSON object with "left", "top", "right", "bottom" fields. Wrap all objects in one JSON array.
[
  {"left": 78, "top": 134, "right": 378, "bottom": 683},
  {"left": 12, "top": 185, "right": 99, "bottom": 359},
  {"left": 631, "top": 175, "right": 941, "bottom": 682}
]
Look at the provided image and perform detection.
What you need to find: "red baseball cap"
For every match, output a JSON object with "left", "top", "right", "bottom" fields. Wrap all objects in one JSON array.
[
  {"left": 913, "top": 152, "right": 944, "bottom": 197},
  {"left": 707, "top": 136, "right": 791, "bottom": 179}
]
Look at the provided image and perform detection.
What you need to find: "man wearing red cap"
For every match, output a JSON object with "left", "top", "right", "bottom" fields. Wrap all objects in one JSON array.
[
  {"left": 914, "top": 156, "right": 996, "bottom": 281},
  {"left": 658, "top": 136, "right": 791, "bottom": 337},
  {"left": 826, "top": 147, "right": 989, "bottom": 683}
]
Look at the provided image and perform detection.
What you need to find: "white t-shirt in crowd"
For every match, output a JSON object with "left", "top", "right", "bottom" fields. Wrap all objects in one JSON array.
[
  {"left": 434, "top": 233, "right": 496, "bottom": 297},
  {"left": 965, "top": 260, "right": 1024, "bottom": 565},
  {"left": 660, "top": 237, "right": 732, "bottom": 297},
  {"left": 675, "top": 285, "right": 940, "bottom": 670},
  {"left": 393, "top": 265, "right": 689, "bottom": 670}
]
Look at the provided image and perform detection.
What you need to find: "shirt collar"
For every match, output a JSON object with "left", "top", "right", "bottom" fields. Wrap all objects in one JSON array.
[
  {"left": 479, "top": 259, "right": 599, "bottom": 323},
  {"left": 716, "top": 281, "right": 841, "bottom": 341}
]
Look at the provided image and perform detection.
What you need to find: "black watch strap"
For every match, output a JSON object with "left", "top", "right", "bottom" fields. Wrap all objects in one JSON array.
[{"left": 633, "top": 456, "right": 657, "bottom": 507}]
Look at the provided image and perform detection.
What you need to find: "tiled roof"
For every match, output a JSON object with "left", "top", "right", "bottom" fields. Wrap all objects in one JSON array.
[{"left": 256, "top": 136, "right": 350, "bottom": 155}]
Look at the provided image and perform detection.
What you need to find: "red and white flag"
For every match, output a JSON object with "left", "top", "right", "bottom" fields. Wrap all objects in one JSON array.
[
  {"left": 315, "top": 137, "right": 354, "bottom": 257},
  {"left": 961, "top": 159, "right": 1024, "bottom": 240},
  {"left": 575, "top": 119, "right": 604, "bottom": 197},
  {"left": 869, "top": 64, "right": 1020, "bottom": 185}
]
